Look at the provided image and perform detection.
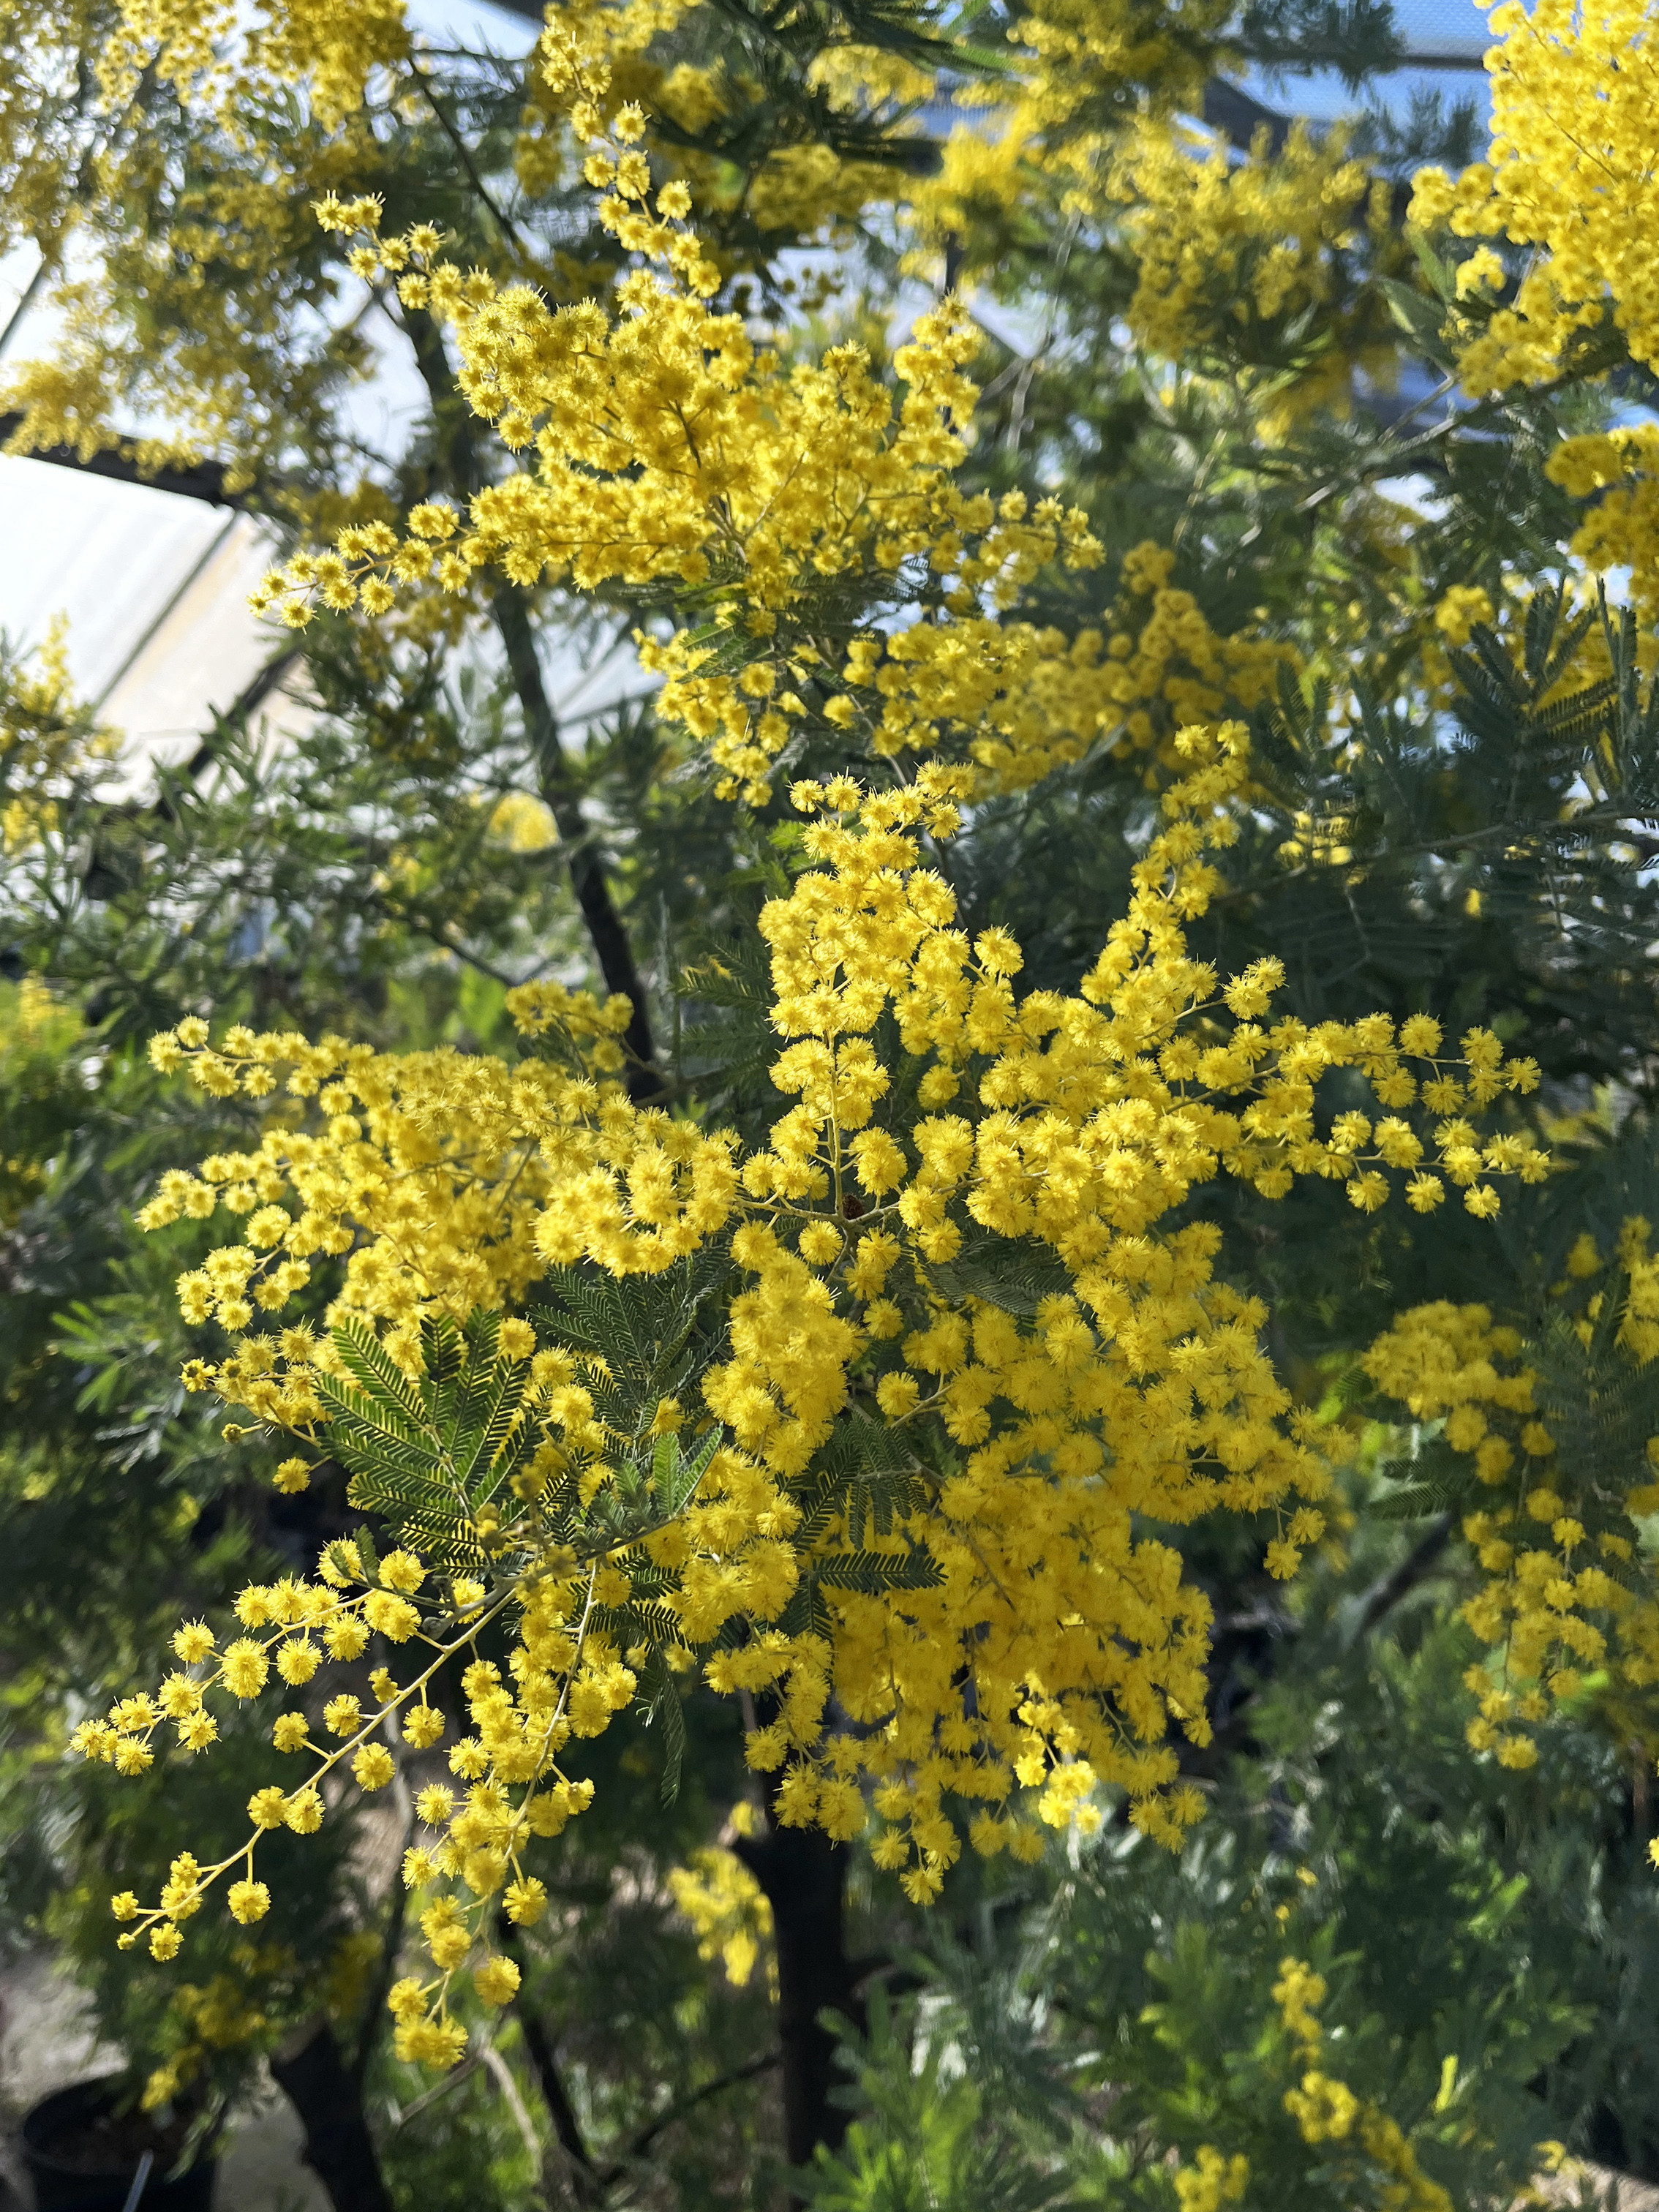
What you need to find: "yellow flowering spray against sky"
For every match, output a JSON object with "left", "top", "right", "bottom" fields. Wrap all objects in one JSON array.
[
  {"left": 244, "top": 63, "right": 1293, "bottom": 808},
  {"left": 1408, "top": 0, "right": 1659, "bottom": 627}
]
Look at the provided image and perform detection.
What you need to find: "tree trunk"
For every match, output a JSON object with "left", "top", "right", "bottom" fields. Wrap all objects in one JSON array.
[
  {"left": 732, "top": 1821, "right": 861, "bottom": 2181},
  {"left": 271, "top": 2017, "right": 395, "bottom": 2212},
  {"left": 402, "top": 307, "right": 660, "bottom": 1099},
  {"left": 489, "top": 585, "right": 660, "bottom": 1096}
]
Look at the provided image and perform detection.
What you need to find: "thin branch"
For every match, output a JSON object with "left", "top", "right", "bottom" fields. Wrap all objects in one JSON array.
[
  {"left": 497, "top": 1918, "right": 598, "bottom": 2200},
  {"left": 0, "top": 259, "right": 51, "bottom": 361},
  {"left": 1215, "top": 800, "right": 1659, "bottom": 906},
  {"left": 399, "top": 304, "right": 663, "bottom": 1096},
  {"left": 175, "top": 645, "right": 306, "bottom": 781},
  {"left": 595, "top": 2050, "right": 782, "bottom": 2186},
  {"left": 1352, "top": 1513, "right": 1456, "bottom": 1640},
  {"left": 405, "top": 50, "right": 531, "bottom": 259},
  {"left": 390, "top": 2052, "right": 485, "bottom": 2128},
  {"left": 481, "top": 2042, "right": 544, "bottom": 2172}
]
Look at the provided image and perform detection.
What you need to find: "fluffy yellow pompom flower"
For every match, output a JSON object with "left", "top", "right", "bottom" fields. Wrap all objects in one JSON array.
[
  {"left": 221, "top": 1641, "right": 268, "bottom": 1697},
  {"left": 503, "top": 1877, "right": 549, "bottom": 1926},
  {"left": 473, "top": 1956, "right": 521, "bottom": 2006},
  {"left": 227, "top": 1879, "right": 271, "bottom": 1925},
  {"left": 172, "top": 1621, "right": 215, "bottom": 1664}
]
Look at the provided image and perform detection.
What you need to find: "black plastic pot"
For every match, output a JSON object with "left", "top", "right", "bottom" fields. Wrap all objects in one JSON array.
[{"left": 20, "top": 2077, "right": 216, "bottom": 2212}]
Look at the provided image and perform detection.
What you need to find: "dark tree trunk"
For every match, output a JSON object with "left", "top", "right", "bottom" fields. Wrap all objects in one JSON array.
[
  {"left": 489, "top": 586, "right": 660, "bottom": 1097},
  {"left": 402, "top": 308, "right": 661, "bottom": 1101},
  {"left": 732, "top": 1820, "right": 861, "bottom": 2180},
  {"left": 271, "top": 2017, "right": 395, "bottom": 2212}
]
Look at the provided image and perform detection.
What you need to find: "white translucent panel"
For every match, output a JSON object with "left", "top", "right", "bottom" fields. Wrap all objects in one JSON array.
[
  {"left": 0, "top": 457, "right": 239, "bottom": 696},
  {"left": 99, "top": 514, "right": 307, "bottom": 780}
]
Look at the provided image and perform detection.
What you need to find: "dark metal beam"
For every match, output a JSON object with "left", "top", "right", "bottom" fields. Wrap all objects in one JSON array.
[
  {"left": 1202, "top": 78, "right": 1293, "bottom": 154},
  {"left": 0, "top": 415, "right": 242, "bottom": 507}
]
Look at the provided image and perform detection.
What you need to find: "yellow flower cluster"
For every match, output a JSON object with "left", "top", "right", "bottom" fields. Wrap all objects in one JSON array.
[
  {"left": 645, "top": 538, "right": 1282, "bottom": 804},
  {"left": 513, "top": 0, "right": 688, "bottom": 195},
  {"left": 132, "top": 988, "right": 650, "bottom": 1402},
  {"left": 1173, "top": 2144, "right": 1249, "bottom": 2212},
  {"left": 0, "top": 617, "right": 116, "bottom": 854},
  {"left": 103, "top": 0, "right": 410, "bottom": 129},
  {"left": 1015, "top": 0, "right": 1222, "bottom": 134},
  {"left": 1276, "top": 1960, "right": 1452, "bottom": 2212},
  {"left": 1403, "top": 0, "right": 1659, "bottom": 626},
  {"left": 253, "top": 211, "right": 1283, "bottom": 810},
  {"left": 1108, "top": 121, "right": 1396, "bottom": 436},
  {"left": 518, "top": 4, "right": 915, "bottom": 236},
  {"left": 80, "top": 1530, "right": 639, "bottom": 2064},
  {"left": 236, "top": 72, "right": 1341, "bottom": 819},
  {"left": 1432, "top": 584, "right": 1494, "bottom": 649},
  {"left": 1363, "top": 1220, "right": 1659, "bottom": 1769},
  {"left": 533, "top": 0, "right": 693, "bottom": 136},
  {"left": 1543, "top": 426, "right": 1659, "bottom": 634},
  {"left": 0, "top": 140, "right": 361, "bottom": 494},
  {"left": 140, "top": 1960, "right": 272, "bottom": 2111},
  {"left": 666, "top": 1824, "right": 775, "bottom": 1990},
  {"left": 676, "top": 25, "right": 941, "bottom": 238},
  {"left": 1409, "top": 0, "right": 1659, "bottom": 397},
  {"left": 1, "top": 977, "right": 78, "bottom": 1227},
  {"left": 905, "top": 110, "right": 1040, "bottom": 273},
  {"left": 251, "top": 195, "right": 1097, "bottom": 639},
  {"left": 93, "top": 721, "right": 1553, "bottom": 2042},
  {"left": 486, "top": 790, "right": 560, "bottom": 854},
  {"left": 0, "top": 0, "right": 105, "bottom": 274},
  {"left": 137, "top": 1925, "right": 379, "bottom": 2113}
]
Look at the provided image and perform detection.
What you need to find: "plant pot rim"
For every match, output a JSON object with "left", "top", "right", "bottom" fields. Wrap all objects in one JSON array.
[{"left": 20, "top": 2074, "right": 217, "bottom": 2179}]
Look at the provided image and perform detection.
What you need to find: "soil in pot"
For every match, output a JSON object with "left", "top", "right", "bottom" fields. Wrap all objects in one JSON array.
[{"left": 20, "top": 2076, "right": 217, "bottom": 2212}]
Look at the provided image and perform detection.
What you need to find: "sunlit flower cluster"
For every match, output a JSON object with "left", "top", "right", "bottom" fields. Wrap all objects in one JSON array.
[
  {"left": 666, "top": 1812, "right": 775, "bottom": 1990},
  {"left": 1108, "top": 119, "right": 1398, "bottom": 437},
  {"left": 644, "top": 538, "right": 1281, "bottom": 803},
  {"left": 1410, "top": 0, "right": 1659, "bottom": 396},
  {"left": 89, "top": 721, "right": 1554, "bottom": 2059},
  {"left": 249, "top": 195, "right": 1098, "bottom": 644},
  {"left": 0, "top": 617, "right": 116, "bottom": 854},
  {"left": 103, "top": 0, "right": 410, "bottom": 129},
  {"left": 1408, "top": 0, "right": 1659, "bottom": 623}
]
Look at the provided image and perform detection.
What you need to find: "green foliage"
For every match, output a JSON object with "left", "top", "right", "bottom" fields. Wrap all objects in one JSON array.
[{"left": 806, "top": 1987, "right": 1086, "bottom": 2211}]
